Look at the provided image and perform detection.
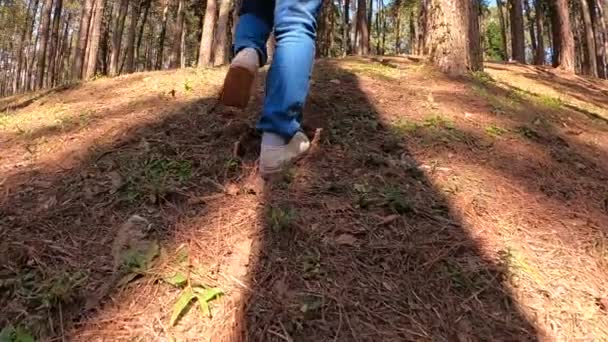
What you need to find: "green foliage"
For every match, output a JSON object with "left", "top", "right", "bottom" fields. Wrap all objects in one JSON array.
[
  {"left": 423, "top": 115, "right": 455, "bottom": 129},
  {"left": 170, "top": 287, "right": 224, "bottom": 326},
  {"left": 267, "top": 206, "right": 295, "bottom": 231},
  {"left": 0, "top": 326, "right": 34, "bottom": 342},
  {"left": 485, "top": 124, "right": 508, "bottom": 137},
  {"left": 484, "top": 21, "right": 506, "bottom": 61}
]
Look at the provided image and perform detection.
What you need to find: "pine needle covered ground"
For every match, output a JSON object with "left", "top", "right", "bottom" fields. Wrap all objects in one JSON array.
[{"left": 1, "top": 57, "right": 608, "bottom": 341}]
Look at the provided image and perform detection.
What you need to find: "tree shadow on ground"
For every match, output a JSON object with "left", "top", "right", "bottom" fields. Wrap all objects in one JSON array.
[
  {"left": 239, "top": 62, "right": 540, "bottom": 340},
  {"left": 0, "top": 90, "right": 259, "bottom": 338}
]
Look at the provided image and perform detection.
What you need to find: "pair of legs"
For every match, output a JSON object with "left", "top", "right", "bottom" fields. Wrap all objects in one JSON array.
[{"left": 232, "top": 0, "right": 322, "bottom": 140}]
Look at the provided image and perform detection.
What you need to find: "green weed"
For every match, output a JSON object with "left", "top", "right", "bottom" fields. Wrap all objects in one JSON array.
[
  {"left": 536, "top": 95, "right": 563, "bottom": 110},
  {"left": 423, "top": 114, "right": 454, "bottom": 129},
  {"left": 0, "top": 326, "right": 35, "bottom": 342},
  {"left": 267, "top": 206, "right": 295, "bottom": 231},
  {"left": 485, "top": 124, "right": 508, "bottom": 138},
  {"left": 382, "top": 187, "right": 413, "bottom": 215},
  {"left": 470, "top": 71, "right": 496, "bottom": 85},
  {"left": 391, "top": 118, "right": 420, "bottom": 135}
]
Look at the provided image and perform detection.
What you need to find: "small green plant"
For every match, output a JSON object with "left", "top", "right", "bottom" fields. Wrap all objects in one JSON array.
[
  {"left": 485, "top": 124, "right": 508, "bottom": 138},
  {"left": 537, "top": 95, "right": 563, "bottom": 110},
  {"left": 0, "top": 326, "right": 35, "bottom": 342},
  {"left": 162, "top": 248, "right": 223, "bottom": 326},
  {"left": 382, "top": 187, "right": 413, "bottom": 215},
  {"left": 224, "top": 157, "right": 240, "bottom": 173},
  {"left": 267, "top": 206, "right": 295, "bottom": 231},
  {"left": 423, "top": 114, "right": 454, "bottom": 129},
  {"left": 392, "top": 118, "right": 419, "bottom": 135},
  {"left": 184, "top": 79, "right": 193, "bottom": 92},
  {"left": 470, "top": 71, "right": 495, "bottom": 85}
]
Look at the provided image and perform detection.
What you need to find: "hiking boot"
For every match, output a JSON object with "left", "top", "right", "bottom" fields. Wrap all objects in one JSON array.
[
  {"left": 260, "top": 132, "right": 310, "bottom": 177},
  {"left": 220, "top": 48, "right": 259, "bottom": 108}
]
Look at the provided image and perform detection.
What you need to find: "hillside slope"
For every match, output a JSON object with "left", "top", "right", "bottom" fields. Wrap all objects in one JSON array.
[{"left": 1, "top": 57, "right": 608, "bottom": 341}]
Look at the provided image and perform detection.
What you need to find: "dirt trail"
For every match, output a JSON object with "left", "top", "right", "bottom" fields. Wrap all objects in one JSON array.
[{"left": 1, "top": 57, "right": 608, "bottom": 341}]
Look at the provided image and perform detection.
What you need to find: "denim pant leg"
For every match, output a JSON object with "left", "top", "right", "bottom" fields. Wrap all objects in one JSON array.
[
  {"left": 256, "top": 0, "right": 322, "bottom": 139},
  {"left": 233, "top": 0, "right": 274, "bottom": 65}
]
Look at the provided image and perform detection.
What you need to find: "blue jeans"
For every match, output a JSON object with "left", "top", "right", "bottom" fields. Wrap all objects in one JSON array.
[{"left": 234, "top": 0, "right": 322, "bottom": 139}]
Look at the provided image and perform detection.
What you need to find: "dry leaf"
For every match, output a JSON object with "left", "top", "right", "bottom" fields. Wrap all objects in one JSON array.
[
  {"left": 335, "top": 234, "right": 358, "bottom": 246},
  {"left": 378, "top": 214, "right": 400, "bottom": 226}
]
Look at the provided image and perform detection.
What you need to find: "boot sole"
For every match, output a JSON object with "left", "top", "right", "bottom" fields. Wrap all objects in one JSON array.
[{"left": 220, "top": 66, "right": 255, "bottom": 108}]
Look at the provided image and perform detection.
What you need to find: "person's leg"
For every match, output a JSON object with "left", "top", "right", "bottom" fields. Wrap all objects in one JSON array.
[
  {"left": 233, "top": 0, "right": 274, "bottom": 64},
  {"left": 256, "top": 0, "right": 323, "bottom": 140},
  {"left": 220, "top": 0, "right": 274, "bottom": 107}
]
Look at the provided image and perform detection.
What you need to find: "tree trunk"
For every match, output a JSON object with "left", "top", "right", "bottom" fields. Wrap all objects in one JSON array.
[
  {"left": 213, "top": 0, "right": 232, "bottom": 66},
  {"left": 343, "top": 0, "right": 351, "bottom": 56},
  {"left": 57, "top": 13, "right": 72, "bottom": 84},
  {"left": 109, "top": 0, "right": 128, "bottom": 76},
  {"left": 427, "top": 0, "right": 482, "bottom": 75},
  {"left": 496, "top": 0, "right": 509, "bottom": 60},
  {"left": 524, "top": 0, "right": 537, "bottom": 53},
  {"left": 367, "top": 0, "right": 373, "bottom": 48},
  {"left": 510, "top": 0, "right": 526, "bottom": 62},
  {"left": 198, "top": 0, "right": 217, "bottom": 67},
  {"left": 552, "top": 0, "right": 575, "bottom": 71},
  {"left": 381, "top": 0, "right": 386, "bottom": 54},
  {"left": 356, "top": 0, "right": 369, "bottom": 54},
  {"left": 73, "top": 0, "right": 95, "bottom": 79},
  {"left": 375, "top": 0, "right": 381, "bottom": 54},
  {"left": 533, "top": 0, "right": 545, "bottom": 64},
  {"left": 419, "top": 0, "right": 429, "bottom": 54},
  {"left": 13, "top": 0, "right": 38, "bottom": 93},
  {"left": 49, "top": 0, "right": 63, "bottom": 86},
  {"left": 595, "top": 0, "right": 608, "bottom": 78},
  {"left": 135, "top": 0, "right": 151, "bottom": 68},
  {"left": 409, "top": 8, "right": 416, "bottom": 54},
  {"left": 170, "top": 0, "right": 186, "bottom": 68},
  {"left": 26, "top": 19, "right": 41, "bottom": 91},
  {"left": 123, "top": 0, "right": 142, "bottom": 73},
  {"left": 394, "top": 6, "right": 401, "bottom": 54},
  {"left": 156, "top": 1, "right": 170, "bottom": 70},
  {"left": 36, "top": 0, "right": 53, "bottom": 89},
  {"left": 580, "top": 0, "right": 598, "bottom": 76},
  {"left": 85, "top": 0, "right": 106, "bottom": 79},
  {"left": 469, "top": 0, "right": 483, "bottom": 71}
]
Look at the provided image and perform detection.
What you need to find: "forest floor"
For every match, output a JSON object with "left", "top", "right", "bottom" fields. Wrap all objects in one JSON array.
[{"left": 1, "top": 57, "right": 608, "bottom": 341}]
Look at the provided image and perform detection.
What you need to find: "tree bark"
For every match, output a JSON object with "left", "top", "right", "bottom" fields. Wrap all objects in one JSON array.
[
  {"left": 510, "top": 0, "right": 526, "bottom": 62},
  {"left": 367, "top": 0, "right": 372, "bottom": 48},
  {"left": 594, "top": 0, "right": 608, "bottom": 78},
  {"left": 13, "top": 0, "right": 38, "bottom": 93},
  {"left": 123, "top": 0, "right": 142, "bottom": 73},
  {"left": 427, "top": 0, "right": 482, "bottom": 74},
  {"left": 533, "top": 0, "right": 545, "bottom": 64},
  {"left": 343, "top": 0, "right": 351, "bottom": 55},
  {"left": 419, "top": 0, "right": 429, "bottom": 54},
  {"left": 36, "top": 0, "right": 53, "bottom": 89},
  {"left": 381, "top": 0, "right": 386, "bottom": 54},
  {"left": 409, "top": 8, "right": 416, "bottom": 54},
  {"left": 468, "top": 0, "right": 483, "bottom": 71},
  {"left": 49, "top": 0, "right": 63, "bottom": 86},
  {"left": 356, "top": 0, "right": 369, "bottom": 54},
  {"left": 73, "top": 0, "right": 94, "bottom": 79},
  {"left": 213, "top": 0, "right": 232, "bottom": 66},
  {"left": 135, "top": 0, "right": 151, "bottom": 68},
  {"left": 109, "top": 0, "right": 128, "bottom": 76},
  {"left": 580, "top": 0, "right": 598, "bottom": 76},
  {"left": 156, "top": 1, "right": 170, "bottom": 70},
  {"left": 85, "top": 0, "right": 106, "bottom": 79},
  {"left": 394, "top": 4, "right": 401, "bottom": 54},
  {"left": 496, "top": 0, "right": 509, "bottom": 60},
  {"left": 198, "top": 0, "right": 217, "bottom": 67},
  {"left": 170, "top": 0, "right": 186, "bottom": 68},
  {"left": 552, "top": 0, "right": 575, "bottom": 71},
  {"left": 524, "top": 0, "right": 537, "bottom": 53}
]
